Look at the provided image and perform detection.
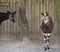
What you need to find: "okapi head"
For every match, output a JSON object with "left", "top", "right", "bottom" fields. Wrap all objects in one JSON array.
[
  {"left": 44, "top": 12, "right": 51, "bottom": 27},
  {"left": 0, "top": 11, "right": 16, "bottom": 24},
  {"left": 7, "top": 11, "right": 16, "bottom": 22},
  {"left": 40, "top": 12, "right": 50, "bottom": 27}
]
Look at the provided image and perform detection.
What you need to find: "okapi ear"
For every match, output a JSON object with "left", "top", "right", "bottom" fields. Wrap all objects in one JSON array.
[{"left": 40, "top": 12, "right": 44, "bottom": 16}]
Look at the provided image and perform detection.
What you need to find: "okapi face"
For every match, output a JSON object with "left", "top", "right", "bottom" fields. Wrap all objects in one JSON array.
[
  {"left": 43, "top": 12, "right": 51, "bottom": 27},
  {"left": 44, "top": 16, "right": 50, "bottom": 27},
  {"left": 7, "top": 11, "right": 16, "bottom": 22},
  {"left": 0, "top": 11, "right": 16, "bottom": 24}
]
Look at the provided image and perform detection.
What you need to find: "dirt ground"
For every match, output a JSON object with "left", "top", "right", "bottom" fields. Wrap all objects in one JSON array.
[{"left": 0, "top": 36, "right": 60, "bottom": 52}]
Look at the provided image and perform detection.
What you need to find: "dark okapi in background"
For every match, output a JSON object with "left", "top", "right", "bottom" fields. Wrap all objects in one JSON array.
[
  {"left": 19, "top": 6, "right": 29, "bottom": 35},
  {"left": 19, "top": 7, "right": 28, "bottom": 26},
  {"left": 0, "top": 11, "right": 16, "bottom": 24},
  {"left": 19, "top": 6, "right": 28, "bottom": 33}
]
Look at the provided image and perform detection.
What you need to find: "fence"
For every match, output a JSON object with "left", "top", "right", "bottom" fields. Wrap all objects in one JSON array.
[
  {"left": 0, "top": 0, "right": 60, "bottom": 44},
  {"left": 26, "top": 0, "right": 60, "bottom": 44},
  {"left": 0, "top": 0, "right": 22, "bottom": 41}
]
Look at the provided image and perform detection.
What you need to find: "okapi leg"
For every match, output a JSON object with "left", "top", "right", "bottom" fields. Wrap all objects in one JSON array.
[
  {"left": 43, "top": 33, "right": 51, "bottom": 52},
  {"left": 47, "top": 33, "right": 51, "bottom": 52},
  {"left": 43, "top": 33, "right": 47, "bottom": 51}
]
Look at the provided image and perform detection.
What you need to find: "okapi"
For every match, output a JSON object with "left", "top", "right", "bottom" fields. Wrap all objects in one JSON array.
[
  {"left": 40, "top": 12, "right": 54, "bottom": 33},
  {"left": 0, "top": 11, "right": 16, "bottom": 24},
  {"left": 40, "top": 12, "right": 54, "bottom": 51}
]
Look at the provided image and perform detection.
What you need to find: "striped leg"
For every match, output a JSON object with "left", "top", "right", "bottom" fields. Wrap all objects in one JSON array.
[
  {"left": 43, "top": 33, "right": 51, "bottom": 52},
  {"left": 44, "top": 33, "right": 47, "bottom": 51},
  {"left": 47, "top": 34, "right": 51, "bottom": 52}
]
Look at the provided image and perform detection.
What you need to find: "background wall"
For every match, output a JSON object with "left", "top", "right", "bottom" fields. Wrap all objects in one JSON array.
[{"left": 0, "top": 0, "right": 60, "bottom": 45}]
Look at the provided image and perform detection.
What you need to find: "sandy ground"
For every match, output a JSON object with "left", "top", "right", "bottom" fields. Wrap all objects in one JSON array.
[{"left": 0, "top": 36, "right": 60, "bottom": 52}]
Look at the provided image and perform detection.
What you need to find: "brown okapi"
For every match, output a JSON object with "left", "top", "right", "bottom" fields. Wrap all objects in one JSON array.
[
  {"left": 40, "top": 12, "right": 54, "bottom": 51},
  {"left": 0, "top": 11, "right": 16, "bottom": 24},
  {"left": 40, "top": 12, "right": 54, "bottom": 33}
]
